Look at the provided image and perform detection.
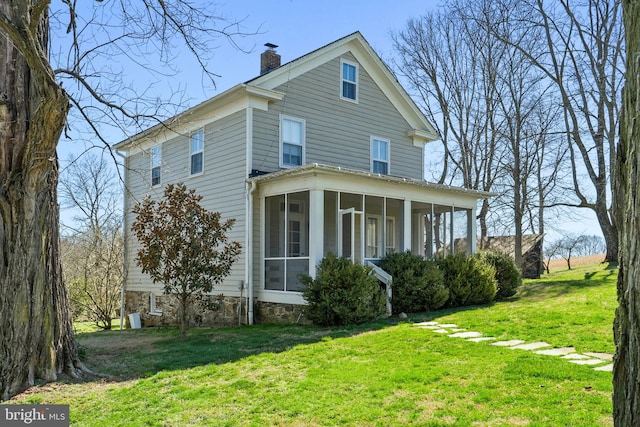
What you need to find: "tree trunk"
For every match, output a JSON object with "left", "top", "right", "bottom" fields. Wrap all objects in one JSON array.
[
  {"left": 180, "top": 294, "right": 189, "bottom": 340},
  {"left": 0, "top": 1, "right": 84, "bottom": 400},
  {"left": 613, "top": 1, "right": 640, "bottom": 424}
]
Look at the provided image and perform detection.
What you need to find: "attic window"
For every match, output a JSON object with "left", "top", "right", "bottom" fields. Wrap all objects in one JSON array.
[
  {"left": 371, "top": 137, "right": 389, "bottom": 175},
  {"left": 280, "top": 115, "right": 305, "bottom": 168},
  {"left": 341, "top": 59, "right": 358, "bottom": 102}
]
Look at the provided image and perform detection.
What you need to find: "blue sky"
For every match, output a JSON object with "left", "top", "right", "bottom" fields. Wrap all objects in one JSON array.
[{"left": 202, "top": 0, "right": 438, "bottom": 94}]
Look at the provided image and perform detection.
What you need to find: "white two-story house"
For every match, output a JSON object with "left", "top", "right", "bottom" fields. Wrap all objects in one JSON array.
[{"left": 114, "top": 32, "right": 489, "bottom": 326}]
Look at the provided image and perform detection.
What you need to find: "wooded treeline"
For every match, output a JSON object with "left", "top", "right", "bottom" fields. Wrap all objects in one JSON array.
[{"left": 393, "top": 0, "right": 623, "bottom": 265}]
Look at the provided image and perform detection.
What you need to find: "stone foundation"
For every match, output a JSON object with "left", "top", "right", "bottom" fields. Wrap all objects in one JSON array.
[
  {"left": 125, "top": 291, "right": 309, "bottom": 327},
  {"left": 254, "top": 301, "right": 309, "bottom": 324}
]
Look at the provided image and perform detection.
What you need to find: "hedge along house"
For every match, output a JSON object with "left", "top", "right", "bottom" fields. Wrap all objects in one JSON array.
[{"left": 115, "top": 32, "right": 490, "bottom": 326}]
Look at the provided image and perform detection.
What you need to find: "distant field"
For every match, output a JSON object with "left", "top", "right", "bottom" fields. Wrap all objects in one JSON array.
[{"left": 548, "top": 254, "right": 606, "bottom": 271}]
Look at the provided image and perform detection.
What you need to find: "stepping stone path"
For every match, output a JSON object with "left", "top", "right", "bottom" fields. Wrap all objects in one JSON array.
[{"left": 412, "top": 321, "right": 614, "bottom": 372}]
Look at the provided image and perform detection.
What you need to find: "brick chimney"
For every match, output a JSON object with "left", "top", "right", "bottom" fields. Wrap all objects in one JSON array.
[{"left": 260, "top": 43, "right": 281, "bottom": 75}]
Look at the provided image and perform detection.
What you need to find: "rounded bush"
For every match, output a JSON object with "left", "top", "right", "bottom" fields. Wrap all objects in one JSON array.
[
  {"left": 478, "top": 250, "right": 522, "bottom": 299},
  {"left": 300, "top": 253, "right": 386, "bottom": 326},
  {"left": 379, "top": 251, "right": 448, "bottom": 314},
  {"left": 435, "top": 253, "right": 497, "bottom": 308}
]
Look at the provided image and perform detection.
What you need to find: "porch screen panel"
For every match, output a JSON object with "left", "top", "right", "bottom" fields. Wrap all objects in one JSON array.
[
  {"left": 453, "top": 209, "right": 469, "bottom": 254},
  {"left": 385, "top": 198, "right": 403, "bottom": 254},
  {"left": 288, "top": 192, "right": 309, "bottom": 257},
  {"left": 264, "top": 192, "right": 310, "bottom": 292},
  {"left": 286, "top": 259, "right": 309, "bottom": 291},
  {"left": 265, "top": 260, "right": 285, "bottom": 291},
  {"left": 365, "top": 196, "right": 383, "bottom": 259},
  {"left": 340, "top": 192, "right": 363, "bottom": 211},
  {"left": 341, "top": 214, "right": 353, "bottom": 259},
  {"left": 265, "top": 195, "right": 285, "bottom": 258},
  {"left": 324, "top": 191, "right": 338, "bottom": 256},
  {"left": 265, "top": 195, "right": 285, "bottom": 290}
]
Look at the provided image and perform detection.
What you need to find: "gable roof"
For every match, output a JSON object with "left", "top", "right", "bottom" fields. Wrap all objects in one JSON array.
[
  {"left": 114, "top": 31, "right": 438, "bottom": 152},
  {"left": 248, "top": 31, "right": 438, "bottom": 143}
]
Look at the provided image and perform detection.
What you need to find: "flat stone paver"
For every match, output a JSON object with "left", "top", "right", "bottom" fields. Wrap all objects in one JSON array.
[
  {"left": 412, "top": 321, "right": 614, "bottom": 373},
  {"left": 562, "top": 353, "right": 592, "bottom": 360},
  {"left": 414, "top": 321, "right": 439, "bottom": 326},
  {"left": 448, "top": 331, "right": 483, "bottom": 338},
  {"left": 511, "top": 342, "right": 551, "bottom": 351},
  {"left": 594, "top": 363, "right": 614, "bottom": 372},
  {"left": 584, "top": 352, "right": 614, "bottom": 361},
  {"left": 535, "top": 347, "right": 576, "bottom": 356},
  {"left": 492, "top": 340, "right": 525, "bottom": 347},
  {"left": 569, "top": 359, "right": 606, "bottom": 366},
  {"left": 467, "top": 337, "right": 496, "bottom": 342}
]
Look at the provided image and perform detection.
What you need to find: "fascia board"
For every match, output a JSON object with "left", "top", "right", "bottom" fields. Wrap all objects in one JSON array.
[{"left": 115, "top": 86, "right": 284, "bottom": 155}]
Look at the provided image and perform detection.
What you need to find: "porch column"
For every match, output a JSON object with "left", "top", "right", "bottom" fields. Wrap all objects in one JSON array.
[
  {"left": 309, "top": 189, "right": 324, "bottom": 277},
  {"left": 467, "top": 207, "right": 477, "bottom": 254},
  {"left": 403, "top": 199, "right": 412, "bottom": 253}
]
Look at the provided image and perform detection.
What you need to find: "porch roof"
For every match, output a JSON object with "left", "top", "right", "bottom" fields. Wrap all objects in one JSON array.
[{"left": 247, "top": 163, "right": 493, "bottom": 200}]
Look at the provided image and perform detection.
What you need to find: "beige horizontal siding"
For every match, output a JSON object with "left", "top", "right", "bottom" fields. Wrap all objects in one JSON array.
[
  {"left": 123, "top": 111, "right": 247, "bottom": 296},
  {"left": 251, "top": 52, "right": 424, "bottom": 180}
]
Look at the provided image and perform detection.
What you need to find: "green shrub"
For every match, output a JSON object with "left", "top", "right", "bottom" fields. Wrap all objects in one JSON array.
[
  {"left": 300, "top": 253, "right": 386, "bottom": 326},
  {"left": 478, "top": 250, "right": 522, "bottom": 299},
  {"left": 379, "top": 251, "right": 448, "bottom": 314},
  {"left": 435, "top": 253, "right": 497, "bottom": 307}
]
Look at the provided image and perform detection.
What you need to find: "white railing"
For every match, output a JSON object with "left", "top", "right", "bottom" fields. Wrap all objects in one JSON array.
[{"left": 366, "top": 262, "right": 392, "bottom": 317}]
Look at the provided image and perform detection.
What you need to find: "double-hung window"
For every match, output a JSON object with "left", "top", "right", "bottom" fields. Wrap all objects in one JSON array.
[
  {"left": 371, "top": 137, "right": 390, "bottom": 175},
  {"left": 341, "top": 59, "right": 358, "bottom": 102},
  {"left": 151, "top": 146, "right": 162, "bottom": 186},
  {"left": 280, "top": 115, "right": 305, "bottom": 168},
  {"left": 190, "top": 129, "right": 204, "bottom": 175}
]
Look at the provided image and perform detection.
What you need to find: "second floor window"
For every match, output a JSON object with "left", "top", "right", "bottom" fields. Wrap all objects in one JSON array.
[
  {"left": 341, "top": 59, "right": 358, "bottom": 102},
  {"left": 371, "top": 137, "right": 389, "bottom": 175},
  {"left": 190, "top": 129, "right": 204, "bottom": 175},
  {"left": 151, "top": 146, "right": 161, "bottom": 186},
  {"left": 280, "top": 116, "right": 305, "bottom": 168}
]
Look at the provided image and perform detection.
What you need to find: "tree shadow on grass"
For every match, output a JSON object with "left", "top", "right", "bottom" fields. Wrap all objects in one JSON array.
[
  {"left": 73, "top": 319, "right": 399, "bottom": 384},
  {"left": 509, "top": 267, "right": 617, "bottom": 302}
]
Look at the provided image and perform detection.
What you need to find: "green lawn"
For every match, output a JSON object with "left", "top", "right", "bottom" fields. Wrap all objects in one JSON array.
[{"left": 9, "top": 263, "right": 616, "bottom": 426}]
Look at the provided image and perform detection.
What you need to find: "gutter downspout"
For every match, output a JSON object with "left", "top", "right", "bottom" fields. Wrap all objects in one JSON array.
[
  {"left": 115, "top": 149, "right": 128, "bottom": 331},
  {"left": 247, "top": 180, "right": 257, "bottom": 324}
]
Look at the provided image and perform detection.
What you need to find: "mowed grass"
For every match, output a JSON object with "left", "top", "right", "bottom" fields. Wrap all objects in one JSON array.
[{"left": 9, "top": 263, "right": 616, "bottom": 426}]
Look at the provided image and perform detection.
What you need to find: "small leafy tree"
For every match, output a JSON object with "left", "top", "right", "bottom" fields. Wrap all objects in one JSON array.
[{"left": 132, "top": 183, "right": 241, "bottom": 339}]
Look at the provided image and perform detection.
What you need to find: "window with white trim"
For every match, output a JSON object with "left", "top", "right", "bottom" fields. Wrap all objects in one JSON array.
[
  {"left": 371, "top": 137, "right": 389, "bottom": 175},
  {"left": 190, "top": 129, "right": 204, "bottom": 175},
  {"left": 341, "top": 59, "right": 358, "bottom": 102},
  {"left": 151, "top": 146, "right": 161, "bottom": 186},
  {"left": 280, "top": 115, "right": 305, "bottom": 168}
]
